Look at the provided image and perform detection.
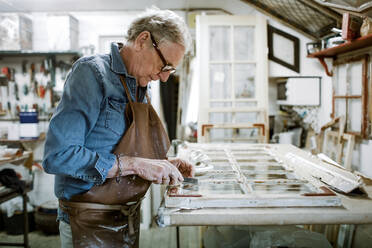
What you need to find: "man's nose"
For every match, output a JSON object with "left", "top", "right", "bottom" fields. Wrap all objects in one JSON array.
[{"left": 158, "top": 71, "right": 171, "bottom": 82}]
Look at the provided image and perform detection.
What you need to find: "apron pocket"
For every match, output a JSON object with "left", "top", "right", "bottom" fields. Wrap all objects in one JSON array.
[{"left": 69, "top": 208, "right": 141, "bottom": 248}]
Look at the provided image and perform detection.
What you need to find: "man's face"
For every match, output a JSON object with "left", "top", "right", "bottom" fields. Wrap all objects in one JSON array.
[{"left": 134, "top": 33, "right": 185, "bottom": 87}]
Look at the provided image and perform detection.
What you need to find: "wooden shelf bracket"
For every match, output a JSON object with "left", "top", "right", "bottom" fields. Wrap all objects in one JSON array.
[{"left": 318, "top": 57, "right": 333, "bottom": 76}]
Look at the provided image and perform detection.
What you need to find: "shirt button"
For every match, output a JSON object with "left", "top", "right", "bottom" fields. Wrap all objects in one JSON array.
[{"left": 101, "top": 168, "right": 105, "bottom": 172}]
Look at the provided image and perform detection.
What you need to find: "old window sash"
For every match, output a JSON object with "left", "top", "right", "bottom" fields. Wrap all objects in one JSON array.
[
  {"left": 323, "top": 130, "right": 355, "bottom": 170},
  {"left": 197, "top": 15, "right": 269, "bottom": 143},
  {"left": 332, "top": 54, "right": 369, "bottom": 138},
  {"left": 165, "top": 143, "right": 362, "bottom": 209}
]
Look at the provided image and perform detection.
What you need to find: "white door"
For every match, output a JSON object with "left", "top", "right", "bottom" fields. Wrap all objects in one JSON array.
[{"left": 196, "top": 15, "right": 269, "bottom": 143}]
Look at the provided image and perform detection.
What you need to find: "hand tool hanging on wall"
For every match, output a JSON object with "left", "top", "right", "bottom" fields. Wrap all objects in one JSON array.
[
  {"left": 7, "top": 102, "right": 12, "bottom": 118},
  {"left": 50, "top": 57, "right": 56, "bottom": 88},
  {"left": 33, "top": 80, "right": 39, "bottom": 96},
  {"left": 14, "top": 82, "right": 19, "bottom": 101},
  {"left": 22, "top": 60, "right": 28, "bottom": 75},
  {"left": 30, "top": 63, "right": 36, "bottom": 82},
  {"left": 38, "top": 85, "right": 46, "bottom": 99},
  {"left": 0, "top": 74, "right": 9, "bottom": 97},
  {"left": 0, "top": 103, "right": 6, "bottom": 116},
  {"left": 9, "top": 68, "right": 15, "bottom": 82},
  {"left": 1, "top": 67, "right": 11, "bottom": 80},
  {"left": 23, "top": 84, "right": 29, "bottom": 96},
  {"left": 32, "top": 103, "right": 39, "bottom": 113},
  {"left": 16, "top": 105, "right": 20, "bottom": 116},
  {"left": 1, "top": 68, "right": 10, "bottom": 97}
]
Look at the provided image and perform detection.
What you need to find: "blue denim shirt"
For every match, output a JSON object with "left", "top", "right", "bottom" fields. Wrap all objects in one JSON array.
[{"left": 42, "top": 43, "right": 147, "bottom": 223}]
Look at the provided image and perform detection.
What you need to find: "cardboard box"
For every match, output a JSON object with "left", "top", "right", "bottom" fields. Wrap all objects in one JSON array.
[
  {"left": 47, "top": 14, "right": 79, "bottom": 51},
  {"left": 0, "top": 14, "right": 32, "bottom": 50}
]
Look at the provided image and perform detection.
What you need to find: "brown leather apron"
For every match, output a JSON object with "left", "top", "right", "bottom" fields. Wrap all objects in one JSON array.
[{"left": 59, "top": 75, "right": 170, "bottom": 248}]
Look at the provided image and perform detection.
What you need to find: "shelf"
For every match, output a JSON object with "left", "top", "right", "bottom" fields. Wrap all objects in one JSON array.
[
  {"left": 0, "top": 117, "right": 51, "bottom": 122},
  {"left": 0, "top": 151, "right": 32, "bottom": 166},
  {"left": 0, "top": 50, "right": 81, "bottom": 57},
  {"left": 0, "top": 182, "right": 33, "bottom": 204},
  {"left": 307, "top": 33, "right": 372, "bottom": 58},
  {"left": 0, "top": 133, "right": 46, "bottom": 151},
  {"left": 307, "top": 33, "right": 372, "bottom": 76}
]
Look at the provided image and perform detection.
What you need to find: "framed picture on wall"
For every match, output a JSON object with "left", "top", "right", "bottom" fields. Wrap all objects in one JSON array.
[{"left": 268, "top": 25, "right": 300, "bottom": 73}]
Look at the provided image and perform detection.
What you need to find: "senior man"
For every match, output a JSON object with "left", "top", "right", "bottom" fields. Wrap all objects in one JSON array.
[{"left": 43, "top": 7, "right": 193, "bottom": 248}]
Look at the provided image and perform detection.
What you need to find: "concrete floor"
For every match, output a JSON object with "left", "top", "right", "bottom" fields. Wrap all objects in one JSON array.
[
  {"left": 0, "top": 226, "right": 201, "bottom": 248},
  {"left": 2, "top": 224, "right": 372, "bottom": 248}
]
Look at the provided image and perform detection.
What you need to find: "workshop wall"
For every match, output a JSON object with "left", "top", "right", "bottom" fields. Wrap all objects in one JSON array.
[
  {"left": 184, "top": 10, "right": 333, "bottom": 133},
  {"left": 0, "top": 10, "right": 174, "bottom": 209},
  {"left": 267, "top": 17, "right": 333, "bottom": 129},
  {"left": 0, "top": 8, "right": 345, "bottom": 204}
]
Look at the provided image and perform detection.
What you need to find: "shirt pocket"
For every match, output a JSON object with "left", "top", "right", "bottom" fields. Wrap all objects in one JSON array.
[{"left": 105, "top": 98, "right": 126, "bottom": 136}]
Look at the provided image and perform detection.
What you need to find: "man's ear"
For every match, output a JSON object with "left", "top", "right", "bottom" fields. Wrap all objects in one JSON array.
[{"left": 133, "top": 31, "right": 150, "bottom": 51}]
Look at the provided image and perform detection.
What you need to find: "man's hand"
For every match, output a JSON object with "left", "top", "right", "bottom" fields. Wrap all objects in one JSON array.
[
  {"left": 108, "top": 156, "right": 184, "bottom": 185},
  {"left": 168, "top": 158, "right": 195, "bottom": 178}
]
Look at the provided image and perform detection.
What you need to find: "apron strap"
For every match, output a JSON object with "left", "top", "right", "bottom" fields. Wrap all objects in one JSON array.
[
  {"left": 120, "top": 75, "right": 150, "bottom": 104},
  {"left": 119, "top": 75, "right": 134, "bottom": 103},
  {"left": 145, "top": 93, "right": 151, "bottom": 104}
]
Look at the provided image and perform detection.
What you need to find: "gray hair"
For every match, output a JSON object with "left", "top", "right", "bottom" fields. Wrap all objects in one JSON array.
[{"left": 126, "top": 6, "right": 191, "bottom": 53}]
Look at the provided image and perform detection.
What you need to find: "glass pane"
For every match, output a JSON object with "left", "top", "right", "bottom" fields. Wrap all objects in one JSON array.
[
  {"left": 235, "top": 128, "right": 259, "bottom": 139},
  {"left": 335, "top": 64, "right": 347, "bottom": 95},
  {"left": 350, "top": 61, "right": 362, "bottom": 95},
  {"left": 210, "top": 161, "right": 233, "bottom": 170},
  {"left": 210, "top": 64, "right": 231, "bottom": 99},
  {"left": 251, "top": 184, "right": 314, "bottom": 194},
  {"left": 235, "top": 112, "right": 257, "bottom": 122},
  {"left": 234, "top": 64, "right": 256, "bottom": 99},
  {"left": 210, "top": 102, "right": 232, "bottom": 107},
  {"left": 236, "top": 101, "right": 257, "bottom": 107},
  {"left": 273, "top": 33, "right": 294, "bottom": 65},
  {"left": 209, "top": 112, "right": 232, "bottom": 123},
  {"left": 169, "top": 182, "right": 244, "bottom": 195},
  {"left": 349, "top": 99, "right": 361, "bottom": 132},
  {"left": 335, "top": 99, "right": 346, "bottom": 117},
  {"left": 239, "top": 164, "right": 285, "bottom": 171},
  {"left": 234, "top": 26, "right": 254, "bottom": 60},
  {"left": 210, "top": 129, "right": 233, "bottom": 142},
  {"left": 243, "top": 172, "right": 292, "bottom": 180},
  {"left": 197, "top": 171, "right": 238, "bottom": 180},
  {"left": 209, "top": 26, "right": 231, "bottom": 61}
]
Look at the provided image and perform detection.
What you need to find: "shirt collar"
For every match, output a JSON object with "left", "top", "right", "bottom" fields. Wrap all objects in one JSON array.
[{"left": 110, "top": 42, "right": 135, "bottom": 79}]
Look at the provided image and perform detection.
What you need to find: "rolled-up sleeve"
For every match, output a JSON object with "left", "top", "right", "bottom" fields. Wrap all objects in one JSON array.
[{"left": 42, "top": 60, "right": 115, "bottom": 184}]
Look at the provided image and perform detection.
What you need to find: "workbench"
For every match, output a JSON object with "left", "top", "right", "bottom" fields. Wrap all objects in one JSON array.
[
  {"left": 157, "top": 143, "right": 372, "bottom": 247},
  {"left": 158, "top": 186, "right": 372, "bottom": 226}
]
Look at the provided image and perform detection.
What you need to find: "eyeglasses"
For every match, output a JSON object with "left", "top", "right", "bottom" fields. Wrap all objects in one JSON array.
[{"left": 150, "top": 33, "right": 176, "bottom": 74}]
